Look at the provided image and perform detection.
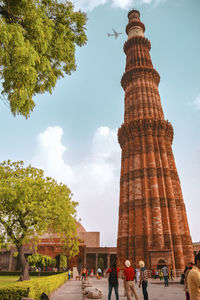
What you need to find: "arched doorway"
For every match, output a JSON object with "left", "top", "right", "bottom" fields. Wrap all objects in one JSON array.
[
  {"left": 55, "top": 255, "right": 60, "bottom": 270},
  {"left": 157, "top": 259, "right": 166, "bottom": 270}
]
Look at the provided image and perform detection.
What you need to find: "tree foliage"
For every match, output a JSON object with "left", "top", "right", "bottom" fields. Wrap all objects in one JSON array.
[
  {"left": 0, "top": 160, "right": 79, "bottom": 280},
  {"left": 98, "top": 257, "right": 104, "bottom": 270},
  {"left": 28, "top": 253, "right": 56, "bottom": 268},
  {"left": 0, "top": 0, "right": 87, "bottom": 117},
  {"left": 59, "top": 253, "right": 67, "bottom": 269}
]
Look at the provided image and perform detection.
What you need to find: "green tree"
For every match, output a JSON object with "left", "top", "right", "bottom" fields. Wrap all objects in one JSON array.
[
  {"left": 0, "top": 160, "right": 79, "bottom": 281},
  {"left": 0, "top": 0, "right": 87, "bottom": 117},
  {"left": 28, "top": 253, "right": 56, "bottom": 269},
  {"left": 59, "top": 253, "right": 67, "bottom": 270},
  {"left": 98, "top": 257, "right": 104, "bottom": 270}
]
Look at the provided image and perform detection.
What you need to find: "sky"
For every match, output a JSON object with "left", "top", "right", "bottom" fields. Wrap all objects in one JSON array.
[{"left": 0, "top": 0, "right": 200, "bottom": 246}]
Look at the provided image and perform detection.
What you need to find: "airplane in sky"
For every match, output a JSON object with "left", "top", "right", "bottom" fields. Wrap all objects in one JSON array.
[{"left": 107, "top": 28, "right": 123, "bottom": 39}]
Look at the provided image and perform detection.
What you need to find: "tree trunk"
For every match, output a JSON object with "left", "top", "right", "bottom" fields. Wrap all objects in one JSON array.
[{"left": 18, "top": 245, "right": 30, "bottom": 281}]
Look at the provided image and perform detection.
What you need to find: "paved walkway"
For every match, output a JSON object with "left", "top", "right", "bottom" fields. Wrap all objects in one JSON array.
[{"left": 50, "top": 277, "right": 185, "bottom": 300}]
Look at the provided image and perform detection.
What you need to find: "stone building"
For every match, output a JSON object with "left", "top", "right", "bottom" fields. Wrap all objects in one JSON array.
[
  {"left": 117, "top": 9, "right": 194, "bottom": 273},
  {"left": 36, "top": 224, "right": 116, "bottom": 272},
  {"left": 193, "top": 242, "right": 200, "bottom": 257},
  {"left": 0, "top": 222, "right": 198, "bottom": 273},
  {"left": 0, "top": 223, "right": 116, "bottom": 273}
]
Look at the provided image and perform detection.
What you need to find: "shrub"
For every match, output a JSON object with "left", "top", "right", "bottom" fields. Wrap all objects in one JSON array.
[
  {"left": 0, "top": 271, "right": 64, "bottom": 276},
  {"left": 0, "top": 272, "right": 68, "bottom": 300},
  {"left": 0, "top": 286, "right": 29, "bottom": 300},
  {"left": 29, "top": 272, "right": 68, "bottom": 299}
]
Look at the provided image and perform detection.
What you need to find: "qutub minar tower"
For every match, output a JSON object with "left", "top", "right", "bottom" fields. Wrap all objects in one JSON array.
[{"left": 117, "top": 10, "right": 194, "bottom": 271}]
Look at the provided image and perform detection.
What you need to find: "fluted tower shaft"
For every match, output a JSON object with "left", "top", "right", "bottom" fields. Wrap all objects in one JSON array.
[{"left": 117, "top": 10, "right": 194, "bottom": 271}]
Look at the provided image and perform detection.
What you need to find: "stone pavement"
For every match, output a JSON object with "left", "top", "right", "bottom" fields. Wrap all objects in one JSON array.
[{"left": 50, "top": 277, "right": 185, "bottom": 300}]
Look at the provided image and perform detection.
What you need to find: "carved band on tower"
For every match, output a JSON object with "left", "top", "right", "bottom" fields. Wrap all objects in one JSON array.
[{"left": 117, "top": 10, "right": 194, "bottom": 271}]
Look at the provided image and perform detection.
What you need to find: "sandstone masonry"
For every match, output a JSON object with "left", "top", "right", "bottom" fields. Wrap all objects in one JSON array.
[{"left": 117, "top": 10, "right": 194, "bottom": 273}]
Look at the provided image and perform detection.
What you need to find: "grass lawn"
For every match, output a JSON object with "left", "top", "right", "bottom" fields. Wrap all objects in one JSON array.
[
  {"left": 0, "top": 275, "right": 20, "bottom": 287},
  {"left": 0, "top": 276, "right": 42, "bottom": 287}
]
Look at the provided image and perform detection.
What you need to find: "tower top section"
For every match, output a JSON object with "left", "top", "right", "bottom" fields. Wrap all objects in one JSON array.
[{"left": 126, "top": 9, "right": 145, "bottom": 39}]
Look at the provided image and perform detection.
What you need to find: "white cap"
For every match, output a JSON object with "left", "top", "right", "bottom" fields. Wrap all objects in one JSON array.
[{"left": 125, "top": 260, "right": 131, "bottom": 267}]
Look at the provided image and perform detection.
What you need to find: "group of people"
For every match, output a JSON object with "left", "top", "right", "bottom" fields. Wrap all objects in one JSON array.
[
  {"left": 152, "top": 265, "right": 171, "bottom": 287},
  {"left": 183, "top": 252, "right": 200, "bottom": 300},
  {"left": 81, "top": 267, "right": 96, "bottom": 280},
  {"left": 151, "top": 267, "right": 174, "bottom": 281},
  {"left": 106, "top": 259, "right": 148, "bottom": 300},
  {"left": 107, "top": 252, "right": 200, "bottom": 300},
  {"left": 79, "top": 251, "right": 200, "bottom": 300}
]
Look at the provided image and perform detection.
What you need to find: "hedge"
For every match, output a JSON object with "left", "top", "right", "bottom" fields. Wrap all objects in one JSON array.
[
  {"left": 0, "top": 287, "right": 29, "bottom": 300},
  {"left": 29, "top": 272, "right": 68, "bottom": 299},
  {"left": 0, "top": 272, "right": 68, "bottom": 300},
  {"left": 0, "top": 271, "right": 64, "bottom": 276}
]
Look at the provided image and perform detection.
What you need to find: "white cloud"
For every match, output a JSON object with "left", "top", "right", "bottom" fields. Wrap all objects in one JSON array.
[
  {"left": 73, "top": 0, "right": 163, "bottom": 11},
  {"left": 31, "top": 127, "right": 75, "bottom": 186},
  {"left": 141, "top": 0, "right": 152, "bottom": 3},
  {"left": 190, "top": 93, "right": 200, "bottom": 110},
  {"left": 111, "top": 0, "right": 133, "bottom": 10},
  {"left": 32, "top": 126, "right": 121, "bottom": 246},
  {"left": 73, "top": 0, "right": 108, "bottom": 11}
]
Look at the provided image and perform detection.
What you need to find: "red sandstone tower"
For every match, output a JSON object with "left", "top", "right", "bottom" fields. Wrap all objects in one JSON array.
[{"left": 117, "top": 10, "right": 194, "bottom": 272}]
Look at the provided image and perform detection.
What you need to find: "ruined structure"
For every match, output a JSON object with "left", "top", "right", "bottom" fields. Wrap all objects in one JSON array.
[
  {"left": 117, "top": 10, "right": 194, "bottom": 272},
  {"left": 0, "top": 223, "right": 117, "bottom": 273}
]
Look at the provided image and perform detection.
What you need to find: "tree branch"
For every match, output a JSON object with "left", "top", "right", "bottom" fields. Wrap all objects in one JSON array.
[
  {"left": 0, "top": 217, "right": 20, "bottom": 246},
  {"left": 0, "top": 4, "right": 24, "bottom": 25}
]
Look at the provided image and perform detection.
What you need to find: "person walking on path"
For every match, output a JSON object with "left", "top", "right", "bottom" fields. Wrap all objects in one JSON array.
[
  {"left": 152, "top": 267, "right": 156, "bottom": 279},
  {"left": 124, "top": 260, "right": 139, "bottom": 300},
  {"left": 139, "top": 260, "right": 149, "bottom": 300},
  {"left": 106, "top": 263, "right": 120, "bottom": 300},
  {"left": 97, "top": 267, "right": 102, "bottom": 279},
  {"left": 81, "top": 266, "right": 86, "bottom": 281},
  {"left": 68, "top": 269, "right": 71, "bottom": 280},
  {"left": 136, "top": 268, "right": 140, "bottom": 284},
  {"left": 170, "top": 268, "right": 174, "bottom": 281},
  {"left": 159, "top": 268, "right": 163, "bottom": 280},
  {"left": 188, "top": 252, "right": 200, "bottom": 300},
  {"left": 162, "top": 265, "right": 169, "bottom": 287},
  {"left": 135, "top": 268, "right": 140, "bottom": 284}
]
